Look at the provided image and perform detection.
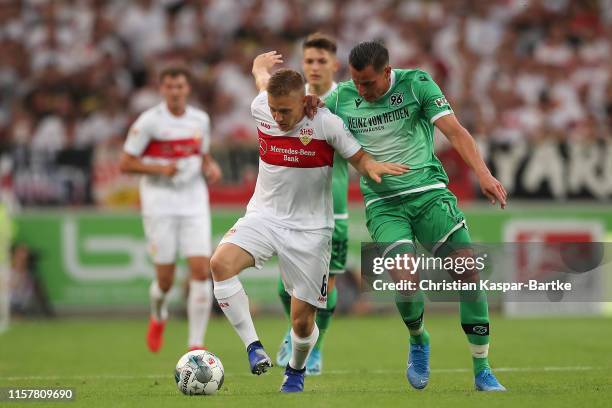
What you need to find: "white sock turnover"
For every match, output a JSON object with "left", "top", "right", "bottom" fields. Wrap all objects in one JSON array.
[
  {"left": 289, "top": 324, "right": 319, "bottom": 370},
  {"left": 213, "top": 276, "right": 259, "bottom": 348}
]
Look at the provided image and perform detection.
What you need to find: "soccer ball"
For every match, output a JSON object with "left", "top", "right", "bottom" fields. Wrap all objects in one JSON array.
[{"left": 174, "top": 350, "right": 224, "bottom": 395}]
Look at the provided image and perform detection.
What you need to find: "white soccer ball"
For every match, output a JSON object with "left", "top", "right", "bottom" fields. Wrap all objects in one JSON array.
[{"left": 174, "top": 350, "right": 224, "bottom": 395}]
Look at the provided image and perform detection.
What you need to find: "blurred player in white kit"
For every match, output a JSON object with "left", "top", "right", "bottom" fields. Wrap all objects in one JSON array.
[{"left": 120, "top": 66, "right": 222, "bottom": 353}]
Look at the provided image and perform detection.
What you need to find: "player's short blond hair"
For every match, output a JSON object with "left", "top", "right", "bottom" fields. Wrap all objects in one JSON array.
[{"left": 267, "top": 69, "right": 305, "bottom": 97}]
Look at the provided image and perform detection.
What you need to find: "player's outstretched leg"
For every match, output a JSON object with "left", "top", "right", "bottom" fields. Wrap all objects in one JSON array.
[
  {"left": 276, "top": 278, "right": 292, "bottom": 367},
  {"left": 213, "top": 274, "right": 272, "bottom": 374},
  {"left": 211, "top": 244, "right": 272, "bottom": 375},
  {"left": 397, "top": 294, "right": 430, "bottom": 389},
  {"left": 147, "top": 279, "right": 169, "bottom": 353},
  {"left": 247, "top": 340, "right": 274, "bottom": 375}
]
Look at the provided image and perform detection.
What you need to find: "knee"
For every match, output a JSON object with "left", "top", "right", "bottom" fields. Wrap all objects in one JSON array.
[
  {"left": 210, "top": 252, "right": 235, "bottom": 281},
  {"left": 189, "top": 259, "right": 210, "bottom": 281},
  {"left": 291, "top": 314, "right": 314, "bottom": 337},
  {"left": 448, "top": 249, "right": 480, "bottom": 282},
  {"left": 157, "top": 276, "right": 173, "bottom": 292}
]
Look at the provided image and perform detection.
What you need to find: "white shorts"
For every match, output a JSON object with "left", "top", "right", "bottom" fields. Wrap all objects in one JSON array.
[
  {"left": 219, "top": 215, "right": 332, "bottom": 308},
  {"left": 143, "top": 214, "right": 212, "bottom": 264}
]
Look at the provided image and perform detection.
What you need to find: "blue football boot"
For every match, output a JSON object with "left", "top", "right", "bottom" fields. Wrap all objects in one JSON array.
[
  {"left": 406, "top": 343, "right": 430, "bottom": 389},
  {"left": 305, "top": 348, "right": 322, "bottom": 376},
  {"left": 475, "top": 368, "right": 507, "bottom": 391},
  {"left": 280, "top": 364, "right": 306, "bottom": 393},
  {"left": 247, "top": 341, "right": 273, "bottom": 375},
  {"left": 276, "top": 330, "right": 292, "bottom": 367}
]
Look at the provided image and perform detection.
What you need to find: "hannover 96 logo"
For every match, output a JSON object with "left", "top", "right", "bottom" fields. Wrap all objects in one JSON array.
[
  {"left": 389, "top": 92, "right": 404, "bottom": 106},
  {"left": 434, "top": 97, "right": 449, "bottom": 107}
]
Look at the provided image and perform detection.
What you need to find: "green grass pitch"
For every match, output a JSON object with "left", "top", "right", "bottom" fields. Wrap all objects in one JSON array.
[{"left": 0, "top": 315, "right": 610, "bottom": 407}]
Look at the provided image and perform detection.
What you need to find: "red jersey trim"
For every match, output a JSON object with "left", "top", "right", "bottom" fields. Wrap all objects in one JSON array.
[
  {"left": 257, "top": 129, "right": 334, "bottom": 168},
  {"left": 143, "top": 138, "right": 201, "bottom": 158}
]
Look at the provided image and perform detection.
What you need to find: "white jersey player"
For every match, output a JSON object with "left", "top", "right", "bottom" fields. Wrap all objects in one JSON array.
[
  {"left": 209, "top": 67, "right": 408, "bottom": 393},
  {"left": 119, "top": 66, "right": 222, "bottom": 353},
  {"left": 257, "top": 35, "right": 343, "bottom": 376}
]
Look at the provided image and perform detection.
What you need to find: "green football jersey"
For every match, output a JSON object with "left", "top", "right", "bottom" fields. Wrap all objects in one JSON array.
[
  {"left": 331, "top": 153, "right": 348, "bottom": 217},
  {"left": 310, "top": 82, "right": 349, "bottom": 218},
  {"left": 325, "top": 69, "right": 453, "bottom": 207}
]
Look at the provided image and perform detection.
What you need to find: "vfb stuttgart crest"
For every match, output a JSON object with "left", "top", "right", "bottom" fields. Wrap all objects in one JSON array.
[
  {"left": 259, "top": 137, "right": 268, "bottom": 156},
  {"left": 299, "top": 128, "right": 314, "bottom": 146}
]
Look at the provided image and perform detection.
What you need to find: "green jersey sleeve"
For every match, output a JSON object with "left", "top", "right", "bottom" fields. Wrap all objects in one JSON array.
[
  {"left": 324, "top": 86, "right": 340, "bottom": 114},
  {"left": 411, "top": 70, "right": 453, "bottom": 124}
]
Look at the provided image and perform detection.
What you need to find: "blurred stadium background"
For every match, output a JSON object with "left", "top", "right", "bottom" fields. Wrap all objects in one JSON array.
[
  {"left": 1, "top": 0, "right": 611, "bottom": 317},
  {"left": 0, "top": 0, "right": 610, "bottom": 404},
  {"left": 0, "top": 0, "right": 612, "bottom": 406}
]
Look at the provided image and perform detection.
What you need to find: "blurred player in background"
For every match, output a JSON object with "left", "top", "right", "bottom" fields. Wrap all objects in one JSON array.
[
  {"left": 119, "top": 66, "right": 222, "bottom": 353},
  {"left": 254, "top": 33, "right": 344, "bottom": 376},
  {"left": 210, "top": 67, "right": 407, "bottom": 392},
  {"left": 325, "top": 41, "right": 507, "bottom": 391}
]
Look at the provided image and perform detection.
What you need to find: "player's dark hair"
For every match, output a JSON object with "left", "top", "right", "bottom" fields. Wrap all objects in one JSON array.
[
  {"left": 267, "top": 69, "right": 305, "bottom": 97},
  {"left": 349, "top": 41, "right": 389, "bottom": 72},
  {"left": 159, "top": 65, "right": 192, "bottom": 84},
  {"left": 302, "top": 32, "right": 337, "bottom": 54}
]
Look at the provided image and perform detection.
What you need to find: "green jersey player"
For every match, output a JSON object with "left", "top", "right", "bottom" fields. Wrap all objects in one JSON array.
[
  {"left": 252, "top": 33, "right": 347, "bottom": 376},
  {"left": 325, "top": 42, "right": 507, "bottom": 391}
]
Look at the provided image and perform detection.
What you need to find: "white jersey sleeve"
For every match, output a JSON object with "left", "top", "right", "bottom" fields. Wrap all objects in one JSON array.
[
  {"left": 198, "top": 111, "right": 211, "bottom": 154},
  {"left": 250, "top": 91, "right": 269, "bottom": 121},
  {"left": 124, "top": 112, "right": 154, "bottom": 156},
  {"left": 321, "top": 111, "right": 361, "bottom": 159}
]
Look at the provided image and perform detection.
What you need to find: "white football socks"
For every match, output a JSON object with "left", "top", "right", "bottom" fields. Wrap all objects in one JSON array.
[
  {"left": 149, "top": 280, "right": 168, "bottom": 322},
  {"left": 213, "top": 276, "right": 259, "bottom": 348},
  {"left": 187, "top": 279, "right": 213, "bottom": 348},
  {"left": 289, "top": 324, "right": 319, "bottom": 370}
]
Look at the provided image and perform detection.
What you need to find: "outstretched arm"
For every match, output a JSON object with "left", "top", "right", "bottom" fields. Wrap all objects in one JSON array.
[
  {"left": 119, "top": 152, "right": 177, "bottom": 177},
  {"left": 347, "top": 149, "right": 409, "bottom": 183},
  {"left": 251, "top": 51, "right": 284, "bottom": 92},
  {"left": 435, "top": 114, "right": 507, "bottom": 208}
]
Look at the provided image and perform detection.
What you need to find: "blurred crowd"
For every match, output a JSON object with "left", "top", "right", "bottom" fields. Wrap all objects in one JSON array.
[{"left": 0, "top": 0, "right": 611, "bottom": 205}]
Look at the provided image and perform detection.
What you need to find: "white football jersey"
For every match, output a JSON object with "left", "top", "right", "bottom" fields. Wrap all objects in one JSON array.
[
  {"left": 248, "top": 91, "right": 361, "bottom": 230},
  {"left": 123, "top": 103, "right": 211, "bottom": 216}
]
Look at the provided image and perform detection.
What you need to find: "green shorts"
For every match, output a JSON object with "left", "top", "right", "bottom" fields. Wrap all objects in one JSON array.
[
  {"left": 365, "top": 188, "right": 470, "bottom": 256},
  {"left": 330, "top": 218, "right": 348, "bottom": 274}
]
